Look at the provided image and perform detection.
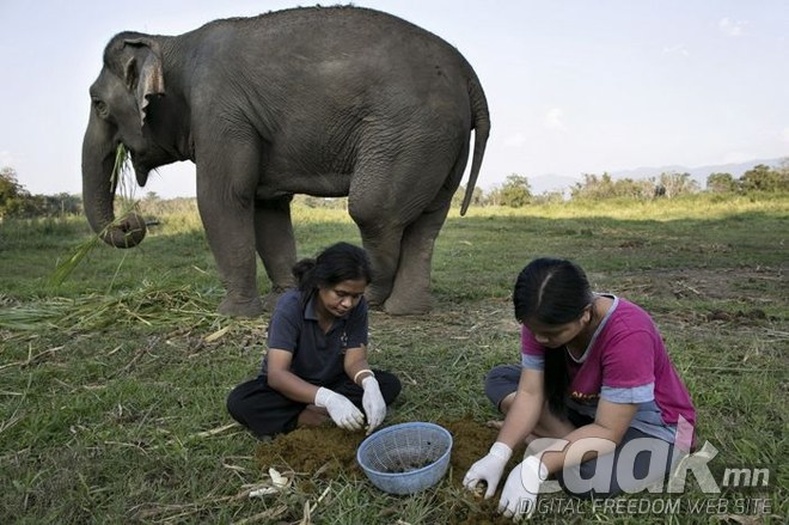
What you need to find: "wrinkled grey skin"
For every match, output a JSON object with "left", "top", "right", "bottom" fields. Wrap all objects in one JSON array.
[{"left": 82, "top": 6, "right": 490, "bottom": 317}]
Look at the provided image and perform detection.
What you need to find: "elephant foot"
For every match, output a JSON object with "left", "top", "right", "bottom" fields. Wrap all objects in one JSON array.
[
  {"left": 218, "top": 295, "right": 264, "bottom": 318},
  {"left": 382, "top": 294, "right": 432, "bottom": 316},
  {"left": 261, "top": 288, "right": 289, "bottom": 311},
  {"left": 365, "top": 287, "right": 390, "bottom": 310}
]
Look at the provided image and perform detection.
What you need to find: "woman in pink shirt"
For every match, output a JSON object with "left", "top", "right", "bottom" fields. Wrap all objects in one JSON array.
[{"left": 463, "top": 258, "right": 696, "bottom": 519}]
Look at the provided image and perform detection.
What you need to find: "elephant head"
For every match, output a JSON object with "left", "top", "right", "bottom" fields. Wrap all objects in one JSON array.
[{"left": 82, "top": 32, "right": 170, "bottom": 248}]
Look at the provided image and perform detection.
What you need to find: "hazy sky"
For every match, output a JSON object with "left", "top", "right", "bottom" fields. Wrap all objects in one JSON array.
[{"left": 1, "top": 1, "right": 787, "bottom": 198}]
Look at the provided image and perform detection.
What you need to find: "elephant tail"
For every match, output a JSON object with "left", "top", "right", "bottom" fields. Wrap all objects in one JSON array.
[{"left": 461, "top": 75, "right": 490, "bottom": 216}]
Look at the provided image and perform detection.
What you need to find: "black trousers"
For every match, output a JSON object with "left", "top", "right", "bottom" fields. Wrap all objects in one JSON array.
[{"left": 226, "top": 369, "right": 402, "bottom": 439}]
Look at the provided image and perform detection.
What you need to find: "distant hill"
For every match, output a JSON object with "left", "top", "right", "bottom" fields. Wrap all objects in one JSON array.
[{"left": 526, "top": 157, "right": 785, "bottom": 195}]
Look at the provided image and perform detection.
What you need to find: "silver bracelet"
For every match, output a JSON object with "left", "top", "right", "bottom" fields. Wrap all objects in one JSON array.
[{"left": 353, "top": 369, "right": 374, "bottom": 384}]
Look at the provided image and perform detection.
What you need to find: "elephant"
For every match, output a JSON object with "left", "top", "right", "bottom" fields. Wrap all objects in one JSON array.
[{"left": 82, "top": 5, "right": 490, "bottom": 317}]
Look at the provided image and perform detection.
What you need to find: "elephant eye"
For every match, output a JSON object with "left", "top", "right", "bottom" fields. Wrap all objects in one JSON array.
[{"left": 92, "top": 99, "right": 110, "bottom": 118}]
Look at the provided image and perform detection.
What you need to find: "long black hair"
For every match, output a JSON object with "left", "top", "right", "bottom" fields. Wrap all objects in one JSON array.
[
  {"left": 292, "top": 242, "right": 372, "bottom": 308},
  {"left": 513, "top": 257, "right": 594, "bottom": 416}
]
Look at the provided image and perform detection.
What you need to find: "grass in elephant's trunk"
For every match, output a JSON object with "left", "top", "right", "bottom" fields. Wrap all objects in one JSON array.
[
  {"left": 255, "top": 417, "right": 524, "bottom": 524},
  {"left": 52, "top": 144, "right": 142, "bottom": 286}
]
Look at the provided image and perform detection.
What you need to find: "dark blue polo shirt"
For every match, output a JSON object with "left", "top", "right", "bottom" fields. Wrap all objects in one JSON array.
[{"left": 259, "top": 289, "right": 369, "bottom": 385}]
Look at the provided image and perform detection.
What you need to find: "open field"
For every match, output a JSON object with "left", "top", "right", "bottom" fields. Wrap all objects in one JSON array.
[{"left": 0, "top": 194, "right": 787, "bottom": 524}]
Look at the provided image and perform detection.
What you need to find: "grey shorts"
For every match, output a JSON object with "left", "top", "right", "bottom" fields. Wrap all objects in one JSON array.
[
  {"left": 484, "top": 363, "right": 523, "bottom": 410},
  {"left": 483, "top": 364, "right": 682, "bottom": 499}
]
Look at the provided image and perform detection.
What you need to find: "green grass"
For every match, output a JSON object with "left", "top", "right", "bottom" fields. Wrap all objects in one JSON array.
[{"left": 0, "top": 193, "right": 787, "bottom": 524}]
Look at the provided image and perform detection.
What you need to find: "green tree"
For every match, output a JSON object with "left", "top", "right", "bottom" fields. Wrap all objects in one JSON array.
[
  {"left": 570, "top": 173, "right": 612, "bottom": 199},
  {"left": 740, "top": 164, "right": 789, "bottom": 193},
  {"left": 451, "top": 184, "right": 484, "bottom": 209},
  {"left": 570, "top": 172, "right": 653, "bottom": 200},
  {"left": 706, "top": 172, "right": 738, "bottom": 193},
  {"left": 35, "top": 193, "right": 81, "bottom": 216},
  {"left": 656, "top": 171, "right": 699, "bottom": 197},
  {"left": 617, "top": 178, "right": 654, "bottom": 199},
  {"left": 531, "top": 190, "right": 565, "bottom": 205},
  {"left": 778, "top": 158, "right": 789, "bottom": 190},
  {"left": 498, "top": 174, "right": 532, "bottom": 207},
  {"left": 0, "top": 167, "right": 32, "bottom": 219}
]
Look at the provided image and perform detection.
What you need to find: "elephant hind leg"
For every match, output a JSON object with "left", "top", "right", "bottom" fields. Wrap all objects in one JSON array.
[
  {"left": 349, "top": 130, "right": 465, "bottom": 312},
  {"left": 383, "top": 139, "right": 469, "bottom": 315},
  {"left": 383, "top": 202, "right": 451, "bottom": 315},
  {"left": 357, "top": 225, "right": 404, "bottom": 309}
]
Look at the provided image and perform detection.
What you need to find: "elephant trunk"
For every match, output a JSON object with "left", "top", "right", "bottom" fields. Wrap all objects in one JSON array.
[{"left": 81, "top": 115, "right": 146, "bottom": 248}]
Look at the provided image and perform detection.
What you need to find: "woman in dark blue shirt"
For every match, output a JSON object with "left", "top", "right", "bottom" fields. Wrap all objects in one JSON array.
[{"left": 227, "top": 242, "right": 401, "bottom": 439}]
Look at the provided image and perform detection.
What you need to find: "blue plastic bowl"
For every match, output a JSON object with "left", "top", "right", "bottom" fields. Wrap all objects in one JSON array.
[{"left": 356, "top": 422, "right": 453, "bottom": 495}]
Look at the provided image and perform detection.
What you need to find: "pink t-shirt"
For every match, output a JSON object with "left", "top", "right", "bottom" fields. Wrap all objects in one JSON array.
[{"left": 521, "top": 295, "right": 696, "bottom": 443}]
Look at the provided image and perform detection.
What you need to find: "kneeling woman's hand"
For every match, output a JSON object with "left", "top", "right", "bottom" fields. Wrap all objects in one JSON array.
[
  {"left": 361, "top": 376, "right": 386, "bottom": 434},
  {"left": 498, "top": 455, "right": 547, "bottom": 520},
  {"left": 462, "top": 442, "right": 512, "bottom": 499},
  {"left": 314, "top": 387, "right": 365, "bottom": 430}
]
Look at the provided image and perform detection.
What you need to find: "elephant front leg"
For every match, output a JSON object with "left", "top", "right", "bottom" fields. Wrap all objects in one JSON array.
[
  {"left": 197, "top": 179, "right": 263, "bottom": 318},
  {"left": 210, "top": 235, "right": 264, "bottom": 317},
  {"left": 254, "top": 198, "right": 297, "bottom": 310},
  {"left": 211, "top": 240, "right": 264, "bottom": 317}
]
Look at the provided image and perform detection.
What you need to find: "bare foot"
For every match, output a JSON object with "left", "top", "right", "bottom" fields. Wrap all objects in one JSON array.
[{"left": 297, "top": 405, "right": 330, "bottom": 427}]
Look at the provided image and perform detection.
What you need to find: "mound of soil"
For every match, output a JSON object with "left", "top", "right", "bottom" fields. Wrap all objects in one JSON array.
[{"left": 254, "top": 417, "right": 523, "bottom": 524}]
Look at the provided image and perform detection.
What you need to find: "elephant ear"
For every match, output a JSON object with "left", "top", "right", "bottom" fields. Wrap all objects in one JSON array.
[{"left": 122, "top": 37, "right": 165, "bottom": 128}]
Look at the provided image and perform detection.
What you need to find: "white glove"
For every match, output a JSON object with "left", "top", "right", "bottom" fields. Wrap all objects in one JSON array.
[
  {"left": 361, "top": 376, "right": 386, "bottom": 434},
  {"left": 498, "top": 455, "right": 548, "bottom": 520},
  {"left": 314, "top": 387, "right": 364, "bottom": 431},
  {"left": 462, "top": 442, "right": 513, "bottom": 499}
]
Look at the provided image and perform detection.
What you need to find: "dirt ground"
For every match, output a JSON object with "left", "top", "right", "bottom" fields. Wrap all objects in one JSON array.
[
  {"left": 568, "top": 267, "right": 784, "bottom": 334},
  {"left": 255, "top": 417, "right": 530, "bottom": 524}
]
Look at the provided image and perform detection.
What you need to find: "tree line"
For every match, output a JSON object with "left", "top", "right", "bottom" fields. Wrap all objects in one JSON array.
[
  {"left": 0, "top": 167, "right": 83, "bottom": 220},
  {"left": 1, "top": 161, "right": 787, "bottom": 219},
  {"left": 453, "top": 161, "right": 788, "bottom": 207}
]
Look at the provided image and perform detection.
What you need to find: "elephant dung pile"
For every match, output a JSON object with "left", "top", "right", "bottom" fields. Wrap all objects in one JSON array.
[{"left": 255, "top": 417, "right": 523, "bottom": 524}]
